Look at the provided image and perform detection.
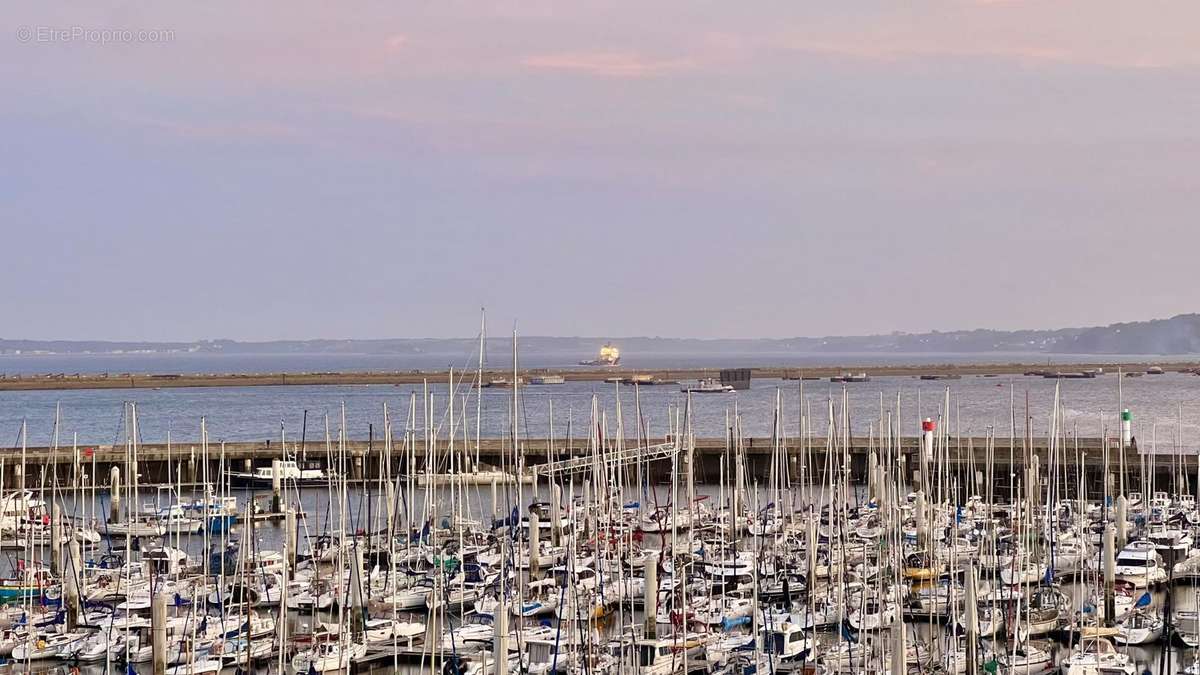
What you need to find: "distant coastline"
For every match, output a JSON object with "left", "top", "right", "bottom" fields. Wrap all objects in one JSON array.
[{"left": 6, "top": 313, "right": 1200, "bottom": 359}]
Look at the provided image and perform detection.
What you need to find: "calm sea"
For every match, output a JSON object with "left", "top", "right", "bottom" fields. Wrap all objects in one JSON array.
[
  {"left": 0, "top": 351, "right": 1198, "bottom": 449},
  {"left": 0, "top": 350, "right": 1190, "bottom": 377}
]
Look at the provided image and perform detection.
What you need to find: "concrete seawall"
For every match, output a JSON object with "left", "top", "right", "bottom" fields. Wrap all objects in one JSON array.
[{"left": 1, "top": 435, "right": 1158, "bottom": 494}]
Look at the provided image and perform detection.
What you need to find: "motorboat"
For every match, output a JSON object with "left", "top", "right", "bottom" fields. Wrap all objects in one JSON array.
[
  {"left": 229, "top": 460, "right": 329, "bottom": 487},
  {"left": 1114, "top": 541, "right": 1167, "bottom": 587},
  {"left": 680, "top": 378, "right": 734, "bottom": 394},
  {"left": 762, "top": 622, "right": 813, "bottom": 661},
  {"left": 634, "top": 634, "right": 709, "bottom": 675}
]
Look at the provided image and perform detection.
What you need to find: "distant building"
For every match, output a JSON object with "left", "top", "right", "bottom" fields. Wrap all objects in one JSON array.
[{"left": 720, "top": 368, "right": 751, "bottom": 390}]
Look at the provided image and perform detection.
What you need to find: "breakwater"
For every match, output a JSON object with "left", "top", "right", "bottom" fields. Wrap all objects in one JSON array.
[
  {"left": 1, "top": 435, "right": 1164, "bottom": 493},
  {"left": 2, "top": 362, "right": 1199, "bottom": 391}
]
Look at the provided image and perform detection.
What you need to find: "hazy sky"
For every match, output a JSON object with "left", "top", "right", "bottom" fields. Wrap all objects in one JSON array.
[{"left": 4, "top": 1, "right": 1198, "bottom": 341}]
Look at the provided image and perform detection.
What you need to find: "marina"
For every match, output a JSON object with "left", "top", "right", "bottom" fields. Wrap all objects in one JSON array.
[{"left": 1, "top": 348, "right": 1200, "bottom": 675}]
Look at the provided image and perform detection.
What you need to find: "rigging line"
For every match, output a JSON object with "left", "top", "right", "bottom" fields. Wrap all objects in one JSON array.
[{"left": 7, "top": 422, "right": 23, "bottom": 450}]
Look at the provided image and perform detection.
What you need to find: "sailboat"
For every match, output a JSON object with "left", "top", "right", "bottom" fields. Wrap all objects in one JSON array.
[{"left": 1059, "top": 628, "right": 1136, "bottom": 675}]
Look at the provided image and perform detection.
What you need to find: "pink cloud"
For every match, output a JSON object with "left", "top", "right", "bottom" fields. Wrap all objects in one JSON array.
[
  {"left": 521, "top": 51, "right": 693, "bottom": 78},
  {"left": 383, "top": 34, "right": 408, "bottom": 51}
]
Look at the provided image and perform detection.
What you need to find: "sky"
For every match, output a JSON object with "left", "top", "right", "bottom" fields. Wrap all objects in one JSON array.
[{"left": 3, "top": 1, "right": 1199, "bottom": 341}]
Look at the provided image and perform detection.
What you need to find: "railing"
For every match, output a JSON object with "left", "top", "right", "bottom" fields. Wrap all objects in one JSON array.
[{"left": 530, "top": 441, "right": 680, "bottom": 478}]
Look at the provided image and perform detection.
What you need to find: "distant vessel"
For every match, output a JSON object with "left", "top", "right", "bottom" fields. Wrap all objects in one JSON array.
[
  {"left": 579, "top": 343, "right": 620, "bottom": 366},
  {"left": 479, "top": 377, "right": 524, "bottom": 388},
  {"left": 228, "top": 460, "right": 328, "bottom": 487},
  {"left": 830, "top": 372, "right": 870, "bottom": 383},
  {"left": 1042, "top": 371, "right": 1098, "bottom": 379},
  {"left": 601, "top": 374, "right": 671, "bottom": 385},
  {"left": 681, "top": 378, "right": 734, "bottom": 394},
  {"left": 529, "top": 375, "right": 565, "bottom": 385}
]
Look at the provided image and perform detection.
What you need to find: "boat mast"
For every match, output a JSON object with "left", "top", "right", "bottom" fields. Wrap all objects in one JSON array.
[{"left": 477, "top": 308, "right": 485, "bottom": 471}]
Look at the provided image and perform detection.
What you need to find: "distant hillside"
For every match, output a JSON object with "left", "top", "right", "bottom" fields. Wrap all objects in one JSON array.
[
  {"left": 790, "top": 314, "right": 1200, "bottom": 354},
  {"left": 3, "top": 314, "right": 1200, "bottom": 356}
]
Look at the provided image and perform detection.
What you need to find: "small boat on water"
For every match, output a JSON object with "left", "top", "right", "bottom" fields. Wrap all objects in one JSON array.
[
  {"left": 1114, "top": 541, "right": 1167, "bottom": 587},
  {"left": 228, "top": 460, "right": 328, "bottom": 487},
  {"left": 105, "top": 518, "right": 167, "bottom": 538},
  {"left": 830, "top": 372, "right": 870, "bottom": 383},
  {"left": 157, "top": 504, "right": 205, "bottom": 535},
  {"left": 680, "top": 378, "right": 734, "bottom": 394},
  {"left": 478, "top": 377, "right": 524, "bottom": 388}
]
